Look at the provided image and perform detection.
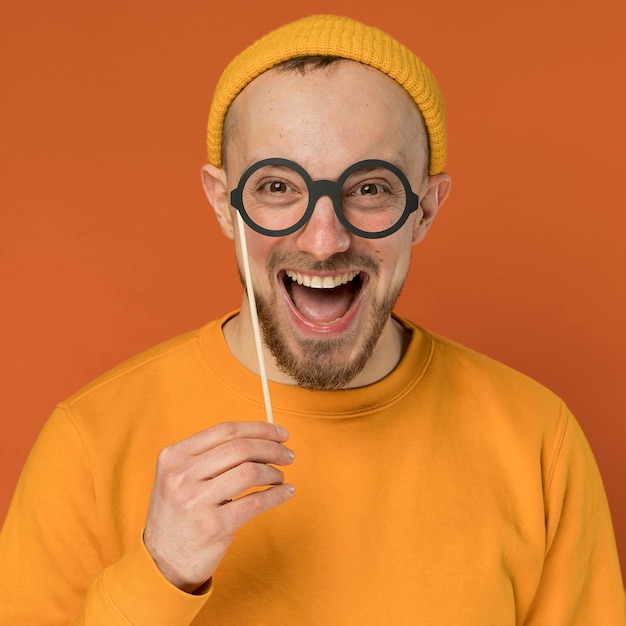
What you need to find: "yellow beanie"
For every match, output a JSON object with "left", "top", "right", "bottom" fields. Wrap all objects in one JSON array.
[{"left": 206, "top": 14, "right": 447, "bottom": 175}]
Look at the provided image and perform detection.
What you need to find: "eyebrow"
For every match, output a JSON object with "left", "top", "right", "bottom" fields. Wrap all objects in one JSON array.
[
  {"left": 248, "top": 164, "right": 298, "bottom": 175},
  {"left": 242, "top": 159, "right": 410, "bottom": 180}
]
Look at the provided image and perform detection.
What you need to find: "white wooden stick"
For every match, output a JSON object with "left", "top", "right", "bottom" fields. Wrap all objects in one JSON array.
[{"left": 236, "top": 212, "right": 274, "bottom": 423}]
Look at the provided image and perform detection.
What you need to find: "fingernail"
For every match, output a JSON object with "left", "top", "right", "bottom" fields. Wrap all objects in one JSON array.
[
  {"left": 276, "top": 425, "right": 289, "bottom": 438},
  {"left": 285, "top": 484, "right": 295, "bottom": 496},
  {"left": 285, "top": 448, "right": 295, "bottom": 462}
]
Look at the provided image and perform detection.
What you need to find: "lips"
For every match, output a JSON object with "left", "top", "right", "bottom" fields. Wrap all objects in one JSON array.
[{"left": 281, "top": 269, "right": 364, "bottom": 325}]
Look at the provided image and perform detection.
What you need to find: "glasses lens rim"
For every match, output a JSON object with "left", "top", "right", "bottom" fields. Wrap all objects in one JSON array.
[{"left": 231, "top": 158, "right": 419, "bottom": 238}]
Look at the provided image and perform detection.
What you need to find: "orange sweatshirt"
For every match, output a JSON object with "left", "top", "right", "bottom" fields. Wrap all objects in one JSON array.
[{"left": 0, "top": 313, "right": 624, "bottom": 624}]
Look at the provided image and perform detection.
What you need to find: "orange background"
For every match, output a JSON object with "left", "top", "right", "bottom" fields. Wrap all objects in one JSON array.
[{"left": 1, "top": 0, "right": 624, "bottom": 577}]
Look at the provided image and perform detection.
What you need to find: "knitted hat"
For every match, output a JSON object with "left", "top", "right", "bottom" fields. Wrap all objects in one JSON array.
[{"left": 206, "top": 14, "right": 447, "bottom": 175}]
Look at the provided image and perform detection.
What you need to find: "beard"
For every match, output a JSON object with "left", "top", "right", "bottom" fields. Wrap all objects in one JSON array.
[{"left": 245, "top": 250, "right": 405, "bottom": 391}]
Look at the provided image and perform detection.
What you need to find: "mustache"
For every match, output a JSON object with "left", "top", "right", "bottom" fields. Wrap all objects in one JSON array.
[{"left": 267, "top": 250, "right": 380, "bottom": 277}]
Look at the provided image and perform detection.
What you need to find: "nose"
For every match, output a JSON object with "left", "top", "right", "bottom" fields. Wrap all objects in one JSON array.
[{"left": 294, "top": 195, "right": 351, "bottom": 260}]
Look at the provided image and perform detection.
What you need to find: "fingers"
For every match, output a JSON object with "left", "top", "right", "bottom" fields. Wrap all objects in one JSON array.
[
  {"left": 175, "top": 421, "right": 289, "bottom": 457},
  {"left": 207, "top": 459, "right": 287, "bottom": 504},
  {"left": 220, "top": 483, "right": 295, "bottom": 530},
  {"left": 153, "top": 421, "right": 294, "bottom": 501},
  {"left": 192, "top": 437, "right": 295, "bottom": 481},
  {"left": 156, "top": 422, "right": 294, "bottom": 487}
]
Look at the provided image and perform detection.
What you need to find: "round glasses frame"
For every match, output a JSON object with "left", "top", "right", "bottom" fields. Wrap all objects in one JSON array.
[{"left": 230, "top": 158, "right": 420, "bottom": 239}]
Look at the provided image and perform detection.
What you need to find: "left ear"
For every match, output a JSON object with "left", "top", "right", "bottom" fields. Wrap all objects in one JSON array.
[{"left": 412, "top": 172, "right": 452, "bottom": 245}]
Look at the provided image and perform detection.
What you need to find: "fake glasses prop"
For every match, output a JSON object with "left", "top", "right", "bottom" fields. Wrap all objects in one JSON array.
[{"left": 230, "top": 158, "right": 420, "bottom": 239}]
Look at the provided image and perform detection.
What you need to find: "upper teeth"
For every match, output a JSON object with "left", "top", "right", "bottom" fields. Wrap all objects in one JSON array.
[{"left": 285, "top": 270, "right": 360, "bottom": 289}]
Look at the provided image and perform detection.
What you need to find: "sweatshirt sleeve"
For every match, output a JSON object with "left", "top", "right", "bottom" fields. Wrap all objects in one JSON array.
[
  {"left": 524, "top": 408, "right": 626, "bottom": 624},
  {"left": 0, "top": 406, "right": 210, "bottom": 625}
]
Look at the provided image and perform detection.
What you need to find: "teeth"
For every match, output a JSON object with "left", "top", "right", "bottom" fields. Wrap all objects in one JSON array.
[{"left": 285, "top": 269, "right": 360, "bottom": 289}]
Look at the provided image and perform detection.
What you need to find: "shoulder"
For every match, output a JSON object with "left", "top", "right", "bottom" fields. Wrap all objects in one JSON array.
[
  {"left": 398, "top": 317, "right": 568, "bottom": 436},
  {"left": 410, "top": 319, "right": 561, "bottom": 402},
  {"left": 63, "top": 327, "right": 204, "bottom": 405},
  {"left": 399, "top": 319, "right": 590, "bottom": 495},
  {"left": 45, "top": 316, "right": 237, "bottom": 461},
  {"left": 58, "top": 313, "right": 235, "bottom": 423}
]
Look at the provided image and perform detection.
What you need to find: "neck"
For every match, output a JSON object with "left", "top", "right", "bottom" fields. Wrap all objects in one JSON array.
[{"left": 222, "top": 298, "right": 410, "bottom": 389}]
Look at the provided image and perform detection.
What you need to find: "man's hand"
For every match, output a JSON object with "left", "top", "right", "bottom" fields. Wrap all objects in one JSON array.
[{"left": 144, "top": 421, "right": 295, "bottom": 593}]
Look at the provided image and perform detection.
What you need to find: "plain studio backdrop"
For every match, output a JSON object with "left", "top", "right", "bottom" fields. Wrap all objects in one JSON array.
[{"left": 1, "top": 0, "right": 624, "bottom": 579}]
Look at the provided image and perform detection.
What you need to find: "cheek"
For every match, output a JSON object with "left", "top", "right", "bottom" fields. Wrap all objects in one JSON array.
[
  {"left": 375, "top": 237, "right": 413, "bottom": 285},
  {"left": 238, "top": 230, "right": 279, "bottom": 285},
  {"left": 391, "top": 251, "right": 412, "bottom": 287}
]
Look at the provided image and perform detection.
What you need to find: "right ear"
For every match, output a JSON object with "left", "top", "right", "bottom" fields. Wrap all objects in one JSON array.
[{"left": 201, "top": 164, "right": 235, "bottom": 240}]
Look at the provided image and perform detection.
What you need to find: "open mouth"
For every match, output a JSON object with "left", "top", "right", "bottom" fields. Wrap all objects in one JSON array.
[{"left": 281, "top": 269, "right": 364, "bottom": 324}]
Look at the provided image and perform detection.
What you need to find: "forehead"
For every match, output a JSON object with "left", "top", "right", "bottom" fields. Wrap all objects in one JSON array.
[{"left": 223, "top": 60, "right": 427, "bottom": 178}]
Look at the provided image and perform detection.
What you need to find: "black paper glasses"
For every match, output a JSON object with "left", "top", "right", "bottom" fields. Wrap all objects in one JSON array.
[{"left": 230, "top": 158, "right": 420, "bottom": 239}]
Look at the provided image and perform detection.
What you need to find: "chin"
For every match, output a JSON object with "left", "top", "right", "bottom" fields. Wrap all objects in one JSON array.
[{"left": 256, "top": 282, "right": 401, "bottom": 391}]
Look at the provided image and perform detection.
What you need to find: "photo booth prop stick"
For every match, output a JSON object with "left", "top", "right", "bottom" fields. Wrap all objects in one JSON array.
[{"left": 236, "top": 212, "right": 274, "bottom": 424}]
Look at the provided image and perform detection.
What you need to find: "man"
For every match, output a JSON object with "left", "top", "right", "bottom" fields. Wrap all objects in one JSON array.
[{"left": 0, "top": 14, "right": 624, "bottom": 624}]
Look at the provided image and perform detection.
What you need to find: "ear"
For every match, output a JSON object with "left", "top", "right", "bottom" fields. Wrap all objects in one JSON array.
[
  {"left": 201, "top": 163, "right": 235, "bottom": 240},
  {"left": 412, "top": 172, "right": 452, "bottom": 245}
]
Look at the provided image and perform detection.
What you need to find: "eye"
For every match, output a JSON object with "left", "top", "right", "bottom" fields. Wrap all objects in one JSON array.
[
  {"left": 263, "top": 180, "right": 289, "bottom": 194},
  {"left": 353, "top": 182, "right": 385, "bottom": 196}
]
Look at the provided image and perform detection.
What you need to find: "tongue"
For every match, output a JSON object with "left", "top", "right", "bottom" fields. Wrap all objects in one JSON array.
[{"left": 290, "top": 282, "right": 354, "bottom": 323}]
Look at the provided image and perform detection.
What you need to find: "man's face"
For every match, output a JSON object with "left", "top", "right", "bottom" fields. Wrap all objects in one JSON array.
[{"left": 207, "top": 61, "right": 446, "bottom": 390}]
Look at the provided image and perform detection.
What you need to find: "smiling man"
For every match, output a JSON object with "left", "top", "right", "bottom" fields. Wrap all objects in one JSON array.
[
  {"left": 1, "top": 14, "right": 624, "bottom": 625},
  {"left": 203, "top": 57, "right": 447, "bottom": 392}
]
